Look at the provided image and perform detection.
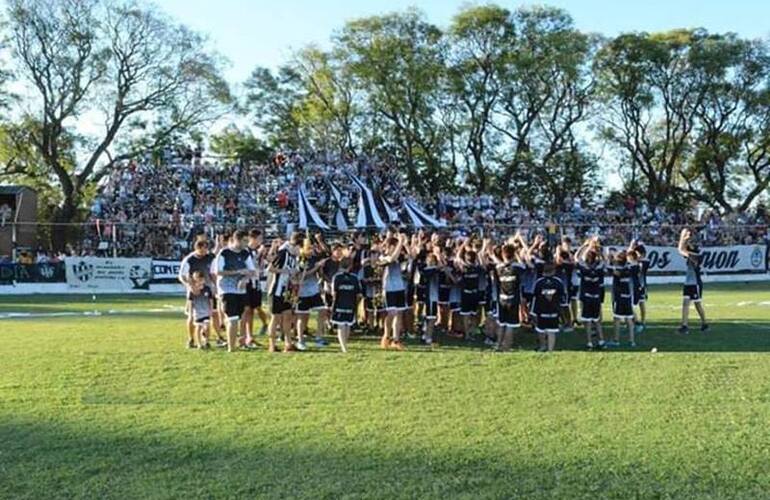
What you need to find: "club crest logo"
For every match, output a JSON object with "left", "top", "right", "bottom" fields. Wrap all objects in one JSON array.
[
  {"left": 72, "top": 261, "right": 94, "bottom": 282},
  {"left": 129, "top": 265, "right": 151, "bottom": 289}
]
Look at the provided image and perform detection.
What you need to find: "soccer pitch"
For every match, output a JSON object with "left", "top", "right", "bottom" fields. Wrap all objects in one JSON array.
[{"left": 1, "top": 283, "right": 769, "bottom": 499}]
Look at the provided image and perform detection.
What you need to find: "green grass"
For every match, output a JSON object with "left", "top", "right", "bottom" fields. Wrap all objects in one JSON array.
[{"left": 1, "top": 283, "right": 769, "bottom": 499}]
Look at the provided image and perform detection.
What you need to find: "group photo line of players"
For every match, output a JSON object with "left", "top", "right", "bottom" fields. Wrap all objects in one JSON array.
[{"left": 177, "top": 226, "right": 708, "bottom": 353}]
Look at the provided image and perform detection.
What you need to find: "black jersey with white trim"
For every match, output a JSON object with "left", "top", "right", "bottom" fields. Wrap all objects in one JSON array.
[
  {"left": 497, "top": 262, "right": 525, "bottom": 300},
  {"left": 332, "top": 272, "right": 361, "bottom": 311}
]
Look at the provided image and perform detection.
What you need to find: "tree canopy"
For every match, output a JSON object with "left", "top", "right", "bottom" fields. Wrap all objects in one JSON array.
[{"left": 0, "top": 1, "right": 768, "bottom": 245}]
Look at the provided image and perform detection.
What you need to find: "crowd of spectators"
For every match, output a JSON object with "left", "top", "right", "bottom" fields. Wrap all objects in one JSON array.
[{"left": 13, "top": 146, "right": 767, "bottom": 260}]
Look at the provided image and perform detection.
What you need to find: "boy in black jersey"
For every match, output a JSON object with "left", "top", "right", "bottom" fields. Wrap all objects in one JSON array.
[
  {"left": 627, "top": 244, "right": 648, "bottom": 334},
  {"left": 576, "top": 240, "right": 606, "bottom": 349},
  {"left": 458, "top": 246, "right": 483, "bottom": 338},
  {"left": 495, "top": 244, "right": 525, "bottom": 351},
  {"left": 331, "top": 257, "right": 361, "bottom": 353},
  {"left": 532, "top": 261, "right": 566, "bottom": 352},
  {"left": 556, "top": 248, "right": 576, "bottom": 331},
  {"left": 609, "top": 251, "right": 636, "bottom": 347},
  {"left": 419, "top": 251, "right": 444, "bottom": 345}
]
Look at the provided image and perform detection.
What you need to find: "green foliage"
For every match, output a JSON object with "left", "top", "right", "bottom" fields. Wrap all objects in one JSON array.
[
  {"left": 1, "top": 0, "right": 232, "bottom": 238},
  {"left": 209, "top": 125, "right": 272, "bottom": 163}
]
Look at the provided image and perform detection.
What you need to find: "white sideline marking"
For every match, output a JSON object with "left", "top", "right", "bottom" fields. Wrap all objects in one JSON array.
[{"left": 0, "top": 307, "right": 184, "bottom": 320}]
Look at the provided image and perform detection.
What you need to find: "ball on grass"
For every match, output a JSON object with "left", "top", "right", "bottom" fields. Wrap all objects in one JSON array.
[{"left": 650, "top": 347, "right": 658, "bottom": 353}]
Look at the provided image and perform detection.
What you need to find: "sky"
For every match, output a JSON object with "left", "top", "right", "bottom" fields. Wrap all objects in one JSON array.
[{"left": 160, "top": 0, "right": 770, "bottom": 83}]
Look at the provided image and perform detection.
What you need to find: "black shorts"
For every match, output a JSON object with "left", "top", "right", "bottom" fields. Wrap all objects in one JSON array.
[
  {"left": 221, "top": 293, "right": 245, "bottom": 320},
  {"left": 522, "top": 291, "right": 534, "bottom": 303},
  {"left": 460, "top": 290, "right": 479, "bottom": 316},
  {"left": 331, "top": 307, "right": 355, "bottom": 326},
  {"left": 364, "top": 296, "right": 375, "bottom": 312},
  {"left": 497, "top": 300, "right": 521, "bottom": 328},
  {"left": 449, "top": 301, "right": 460, "bottom": 312},
  {"left": 406, "top": 284, "right": 415, "bottom": 307},
  {"left": 683, "top": 283, "right": 702, "bottom": 302},
  {"left": 385, "top": 290, "right": 407, "bottom": 311},
  {"left": 296, "top": 293, "right": 324, "bottom": 314},
  {"left": 271, "top": 295, "right": 292, "bottom": 315},
  {"left": 569, "top": 284, "right": 579, "bottom": 301},
  {"left": 416, "top": 284, "right": 427, "bottom": 304},
  {"left": 438, "top": 286, "right": 451, "bottom": 304},
  {"left": 323, "top": 292, "right": 334, "bottom": 308},
  {"left": 535, "top": 313, "right": 560, "bottom": 333},
  {"left": 194, "top": 316, "right": 210, "bottom": 325},
  {"left": 246, "top": 285, "right": 262, "bottom": 309},
  {"left": 613, "top": 296, "right": 634, "bottom": 319},
  {"left": 579, "top": 297, "right": 601, "bottom": 322}
]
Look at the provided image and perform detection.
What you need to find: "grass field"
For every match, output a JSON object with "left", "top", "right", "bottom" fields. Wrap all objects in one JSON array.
[{"left": 1, "top": 282, "right": 769, "bottom": 499}]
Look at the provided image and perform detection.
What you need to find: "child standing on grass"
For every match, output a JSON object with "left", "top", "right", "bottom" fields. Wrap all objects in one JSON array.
[
  {"left": 188, "top": 270, "right": 214, "bottom": 349},
  {"left": 678, "top": 228, "right": 709, "bottom": 334},
  {"left": 609, "top": 251, "right": 636, "bottom": 348},
  {"left": 532, "top": 261, "right": 566, "bottom": 352},
  {"left": 330, "top": 256, "right": 360, "bottom": 353}
]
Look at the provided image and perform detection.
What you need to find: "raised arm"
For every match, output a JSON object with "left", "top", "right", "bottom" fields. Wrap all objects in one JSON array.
[{"left": 678, "top": 229, "right": 690, "bottom": 258}]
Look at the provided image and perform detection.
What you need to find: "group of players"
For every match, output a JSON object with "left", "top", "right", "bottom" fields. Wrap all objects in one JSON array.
[{"left": 177, "top": 226, "right": 709, "bottom": 353}]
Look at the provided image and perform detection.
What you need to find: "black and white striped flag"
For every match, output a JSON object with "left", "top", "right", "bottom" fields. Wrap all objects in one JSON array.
[
  {"left": 297, "top": 184, "right": 330, "bottom": 231},
  {"left": 403, "top": 199, "right": 446, "bottom": 228},
  {"left": 347, "top": 173, "right": 387, "bottom": 230},
  {"left": 379, "top": 194, "right": 400, "bottom": 224},
  {"left": 327, "top": 180, "right": 350, "bottom": 231}
]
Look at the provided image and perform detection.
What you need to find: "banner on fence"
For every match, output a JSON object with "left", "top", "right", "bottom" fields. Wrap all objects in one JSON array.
[
  {"left": 0, "top": 262, "right": 66, "bottom": 285},
  {"left": 607, "top": 244, "right": 767, "bottom": 274},
  {"left": 64, "top": 257, "right": 152, "bottom": 290},
  {"left": 151, "top": 259, "right": 181, "bottom": 284}
]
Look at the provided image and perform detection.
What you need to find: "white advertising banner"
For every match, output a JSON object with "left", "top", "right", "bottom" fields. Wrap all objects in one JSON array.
[
  {"left": 607, "top": 245, "right": 767, "bottom": 274},
  {"left": 65, "top": 257, "right": 153, "bottom": 290}
]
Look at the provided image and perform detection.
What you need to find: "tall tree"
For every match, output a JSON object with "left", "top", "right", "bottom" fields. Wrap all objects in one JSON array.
[
  {"left": 335, "top": 9, "right": 451, "bottom": 193},
  {"left": 481, "top": 7, "right": 597, "bottom": 207},
  {"left": 244, "top": 65, "right": 305, "bottom": 150},
  {"left": 682, "top": 36, "right": 770, "bottom": 212},
  {"left": 291, "top": 46, "right": 359, "bottom": 156},
  {"left": 447, "top": 4, "right": 512, "bottom": 193},
  {"left": 5, "top": 0, "right": 231, "bottom": 246},
  {"left": 594, "top": 29, "right": 717, "bottom": 207}
]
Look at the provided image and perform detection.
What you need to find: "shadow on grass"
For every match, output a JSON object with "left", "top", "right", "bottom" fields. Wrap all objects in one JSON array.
[
  {"left": 0, "top": 417, "right": 765, "bottom": 499},
  {"left": 347, "top": 320, "right": 770, "bottom": 354}
]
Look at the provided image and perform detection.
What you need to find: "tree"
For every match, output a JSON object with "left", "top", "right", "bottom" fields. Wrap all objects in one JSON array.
[
  {"left": 4, "top": 0, "right": 231, "bottom": 246},
  {"left": 335, "top": 9, "right": 452, "bottom": 193},
  {"left": 682, "top": 36, "right": 770, "bottom": 212},
  {"left": 594, "top": 29, "right": 716, "bottom": 207},
  {"left": 447, "top": 4, "right": 512, "bottom": 193},
  {"left": 209, "top": 125, "right": 272, "bottom": 164},
  {"left": 291, "top": 46, "right": 359, "bottom": 156},
  {"left": 492, "top": 6, "right": 597, "bottom": 207},
  {"left": 243, "top": 65, "right": 305, "bottom": 150}
]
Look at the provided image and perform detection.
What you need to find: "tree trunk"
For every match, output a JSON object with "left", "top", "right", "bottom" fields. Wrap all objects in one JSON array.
[{"left": 51, "top": 195, "right": 79, "bottom": 252}]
